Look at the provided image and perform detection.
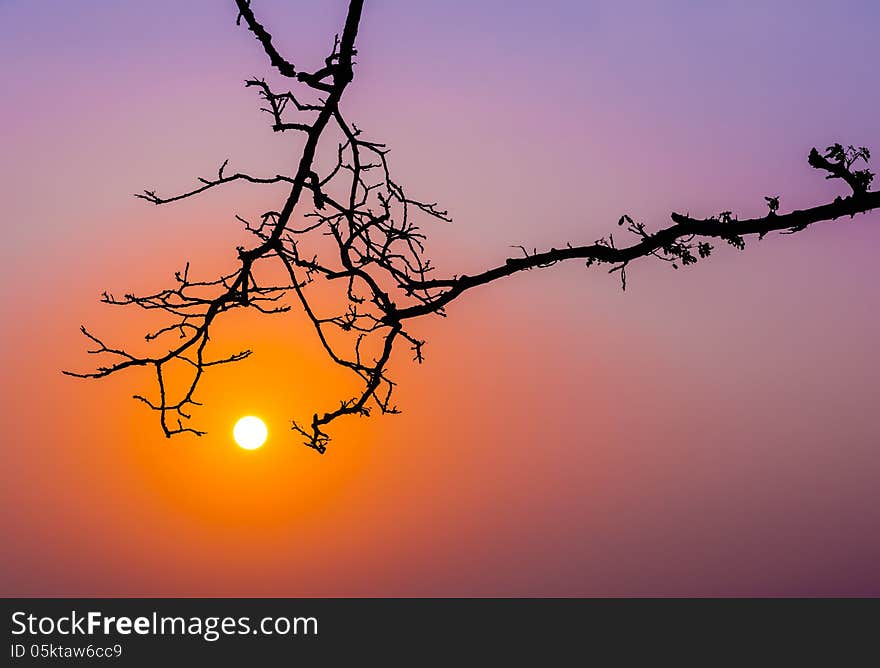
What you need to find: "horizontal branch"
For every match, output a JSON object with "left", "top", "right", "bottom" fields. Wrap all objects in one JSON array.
[
  {"left": 135, "top": 165, "right": 294, "bottom": 205},
  {"left": 391, "top": 188, "right": 880, "bottom": 322}
]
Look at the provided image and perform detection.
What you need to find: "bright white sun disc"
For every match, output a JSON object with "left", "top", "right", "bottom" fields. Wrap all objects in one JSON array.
[{"left": 233, "top": 416, "right": 268, "bottom": 450}]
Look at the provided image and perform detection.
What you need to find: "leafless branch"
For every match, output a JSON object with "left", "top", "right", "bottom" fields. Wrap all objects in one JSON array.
[{"left": 69, "top": 1, "right": 879, "bottom": 453}]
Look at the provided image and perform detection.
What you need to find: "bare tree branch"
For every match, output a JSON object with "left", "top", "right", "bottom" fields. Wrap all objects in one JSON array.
[
  {"left": 391, "top": 187, "right": 880, "bottom": 321},
  {"left": 235, "top": 0, "right": 297, "bottom": 77},
  {"left": 68, "top": 1, "right": 879, "bottom": 453}
]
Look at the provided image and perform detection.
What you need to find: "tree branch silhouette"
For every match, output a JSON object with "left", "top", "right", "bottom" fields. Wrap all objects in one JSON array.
[{"left": 66, "top": 0, "right": 879, "bottom": 453}]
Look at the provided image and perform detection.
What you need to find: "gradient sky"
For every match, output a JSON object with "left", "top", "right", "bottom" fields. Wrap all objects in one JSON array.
[{"left": 2, "top": 0, "right": 879, "bottom": 596}]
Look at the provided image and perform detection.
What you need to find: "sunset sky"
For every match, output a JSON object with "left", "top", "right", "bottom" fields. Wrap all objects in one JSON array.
[{"left": 2, "top": 0, "right": 879, "bottom": 596}]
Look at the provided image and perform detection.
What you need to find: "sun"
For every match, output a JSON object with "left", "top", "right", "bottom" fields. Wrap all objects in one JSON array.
[{"left": 233, "top": 416, "right": 268, "bottom": 450}]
